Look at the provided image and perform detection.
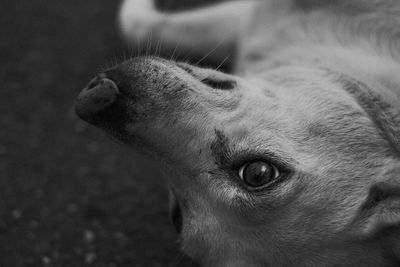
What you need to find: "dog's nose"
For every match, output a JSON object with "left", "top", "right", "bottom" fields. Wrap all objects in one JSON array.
[{"left": 75, "top": 73, "right": 120, "bottom": 122}]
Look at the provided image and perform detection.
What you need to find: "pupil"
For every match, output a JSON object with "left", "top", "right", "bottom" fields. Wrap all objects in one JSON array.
[{"left": 245, "top": 162, "right": 272, "bottom": 186}]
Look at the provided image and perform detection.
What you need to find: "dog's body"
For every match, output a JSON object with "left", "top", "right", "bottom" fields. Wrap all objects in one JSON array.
[{"left": 76, "top": 0, "right": 400, "bottom": 266}]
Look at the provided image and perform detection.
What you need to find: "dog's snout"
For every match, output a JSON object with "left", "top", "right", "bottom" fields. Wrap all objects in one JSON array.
[{"left": 75, "top": 74, "right": 120, "bottom": 122}]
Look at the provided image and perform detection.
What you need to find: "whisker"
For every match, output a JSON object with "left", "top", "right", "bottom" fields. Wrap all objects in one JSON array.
[
  {"left": 194, "top": 35, "right": 230, "bottom": 66},
  {"left": 137, "top": 36, "right": 141, "bottom": 57},
  {"left": 155, "top": 40, "right": 161, "bottom": 58},
  {"left": 170, "top": 25, "right": 187, "bottom": 62},
  {"left": 155, "top": 9, "right": 169, "bottom": 59},
  {"left": 169, "top": 251, "right": 186, "bottom": 267},
  {"left": 129, "top": 43, "right": 134, "bottom": 60},
  {"left": 215, "top": 54, "right": 231, "bottom": 71},
  {"left": 146, "top": 28, "right": 153, "bottom": 58}
]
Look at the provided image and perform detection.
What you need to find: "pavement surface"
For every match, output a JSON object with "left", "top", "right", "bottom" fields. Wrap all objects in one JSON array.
[{"left": 1, "top": 0, "right": 219, "bottom": 266}]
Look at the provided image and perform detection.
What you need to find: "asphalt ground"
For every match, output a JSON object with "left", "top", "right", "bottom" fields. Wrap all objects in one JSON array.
[{"left": 1, "top": 0, "right": 220, "bottom": 266}]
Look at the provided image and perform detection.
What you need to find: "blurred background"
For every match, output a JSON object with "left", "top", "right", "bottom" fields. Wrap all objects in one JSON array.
[{"left": 1, "top": 0, "right": 222, "bottom": 266}]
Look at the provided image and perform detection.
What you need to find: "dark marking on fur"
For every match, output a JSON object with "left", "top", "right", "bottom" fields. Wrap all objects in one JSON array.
[
  {"left": 200, "top": 78, "right": 236, "bottom": 90},
  {"left": 210, "top": 129, "right": 232, "bottom": 167},
  {"left": 176, "top": 63, "right": 194, "bottom": 74},
  {"left": 336, "top": 75, "right": 400, "bottom": 156},
  {"left": 361, "top": 181, "right": 400, "bottom": 211},
  {"left": 370, "top": 166, "right": 400, "bottom": 208}
]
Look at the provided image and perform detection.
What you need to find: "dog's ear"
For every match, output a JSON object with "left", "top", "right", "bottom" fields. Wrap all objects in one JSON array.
[{"left": 352, "top": 164, "right": 400, "bottom": 236}]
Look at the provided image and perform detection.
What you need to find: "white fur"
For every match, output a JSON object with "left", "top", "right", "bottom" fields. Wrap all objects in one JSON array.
[{"left": 92, "top": 0, "right": 400, "bottom": 266}]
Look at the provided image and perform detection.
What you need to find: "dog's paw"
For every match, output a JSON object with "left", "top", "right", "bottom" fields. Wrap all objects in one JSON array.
[{"left": 119, "top": 0, "right": 160, "bottom": 41}]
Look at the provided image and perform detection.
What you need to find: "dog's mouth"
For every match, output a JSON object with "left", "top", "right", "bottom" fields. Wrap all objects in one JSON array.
[
  {"left": 76, "top": 69, "right": 186, "bottom": 237},
  {"left": 171, "top": 199, "right": 183, "bottom": 234},
  {"left": 170, "top": 193, "right": 183, "bottom": 234},
  {"left": 75, "top": 58, "right": 192, "bottom": 142}
]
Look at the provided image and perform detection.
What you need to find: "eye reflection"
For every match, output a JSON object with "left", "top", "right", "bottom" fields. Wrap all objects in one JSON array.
[{"left": 238, "top": 161, "right": 280, "bottom": 188}]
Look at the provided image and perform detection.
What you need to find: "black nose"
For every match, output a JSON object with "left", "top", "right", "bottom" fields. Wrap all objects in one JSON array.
[{"left": 75, "top": 73, "right": 120, "bottom": 122}]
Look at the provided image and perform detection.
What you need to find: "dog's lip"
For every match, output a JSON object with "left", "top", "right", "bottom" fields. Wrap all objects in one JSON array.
[
  {"left": 172, "top": 203, "right": 183, "bottom": 234},
  {"left": 169, "top": 189, "right": 184, "bottom": 234}
]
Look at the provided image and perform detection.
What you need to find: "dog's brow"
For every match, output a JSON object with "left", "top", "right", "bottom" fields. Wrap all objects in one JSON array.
[
  {"left": 210, "top": 129, "right": 297, "bottom": 169},
  {"left": 210, "top": 129, "right": 232, "bottom": 167}
]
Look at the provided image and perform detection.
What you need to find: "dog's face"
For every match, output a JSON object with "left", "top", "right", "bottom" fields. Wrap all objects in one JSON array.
[{"left": 76, "top": 57, "right": 400, "bottom": 266}]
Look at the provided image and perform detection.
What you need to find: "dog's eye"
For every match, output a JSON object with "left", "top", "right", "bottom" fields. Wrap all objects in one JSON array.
[
  {"left": 201, "top": 78, "right": 236, "bottom": 90},
  {"left": 238, "top": 161, "right": 280, "bottom": 188}
]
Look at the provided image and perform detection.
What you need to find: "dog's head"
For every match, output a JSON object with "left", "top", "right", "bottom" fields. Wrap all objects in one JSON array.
[{"left": 75, "top": 57, "right": 400, "bottom": 266}]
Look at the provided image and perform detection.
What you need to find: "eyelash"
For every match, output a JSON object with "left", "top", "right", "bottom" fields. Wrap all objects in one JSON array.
[{"left": 228, "top": 152, "right": 290, "bottom": 172}]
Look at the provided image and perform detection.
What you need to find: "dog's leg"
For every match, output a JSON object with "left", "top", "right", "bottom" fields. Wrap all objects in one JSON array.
[{"left": 119, "top": 0, "right": 257, "bottom": 68}]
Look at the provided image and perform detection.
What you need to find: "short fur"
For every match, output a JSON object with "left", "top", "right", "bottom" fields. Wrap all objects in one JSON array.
[{"left": 75, "top": 0, "right": 400, "bottom": 266}]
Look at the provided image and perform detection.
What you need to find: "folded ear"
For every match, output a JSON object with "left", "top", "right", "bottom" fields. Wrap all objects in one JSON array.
[{"left": 353, "top": 164, "right": 400, "bottom": 236}]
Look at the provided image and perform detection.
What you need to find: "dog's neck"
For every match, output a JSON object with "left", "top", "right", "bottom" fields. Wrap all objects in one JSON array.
[
  {"left": 239, "top": 4, "right": 400, "bottom": 99},
  {"left": 240, "top": 0, "right": 400, "bottom": 91},
  {"left": 271, "top": 43, "right": 400, "bottom": 97}
]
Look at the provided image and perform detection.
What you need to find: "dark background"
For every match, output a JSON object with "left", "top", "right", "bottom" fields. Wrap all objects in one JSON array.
[{"left": 1, "top": 0, "right": 221, "bottom": 266}]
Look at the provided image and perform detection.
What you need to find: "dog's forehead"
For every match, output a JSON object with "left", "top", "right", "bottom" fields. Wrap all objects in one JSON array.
[
  {"left": 239, "top": 69, "right": 357, "bottom": 131},
  {"left": 214, "top": 69, "right": 390, "bottom": 166},
  {"left": 254, "top": 68, "right": 368, "bottom": 125}
]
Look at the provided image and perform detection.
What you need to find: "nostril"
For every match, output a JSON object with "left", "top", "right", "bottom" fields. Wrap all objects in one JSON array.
[
  {"left": 86, "top": 73, "right": 107, "bottom": 90},
  {"left": 87, "top": 77, "right": 99, "bottom": 89}
]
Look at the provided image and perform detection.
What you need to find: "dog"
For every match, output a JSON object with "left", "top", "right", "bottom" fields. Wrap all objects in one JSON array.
[{"left": 75, "top": 0, "right": 400, "bottom": 266}]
